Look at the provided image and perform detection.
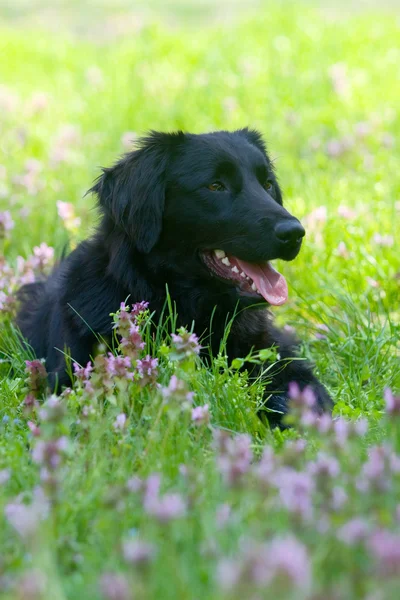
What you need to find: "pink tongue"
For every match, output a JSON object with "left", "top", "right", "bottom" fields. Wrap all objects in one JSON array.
[{"left": 236, "top": 259, "right": 288, "bottom": 305}]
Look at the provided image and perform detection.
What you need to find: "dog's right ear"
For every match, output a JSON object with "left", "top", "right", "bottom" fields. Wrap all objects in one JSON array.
[{"left": 89, "top": 131, "right": 184, "bottom": 253}]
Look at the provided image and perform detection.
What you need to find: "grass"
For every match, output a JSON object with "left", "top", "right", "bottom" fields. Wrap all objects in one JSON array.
[{"left": 0, "top": 2, "right": 399, "bottom": 598}]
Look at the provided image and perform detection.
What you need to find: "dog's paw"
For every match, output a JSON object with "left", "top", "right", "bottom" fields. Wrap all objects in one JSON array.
[
  {"left": 305, "top": 379, "right": 333, "bottom": 414},
  {"left": 261, "top": 379, "right": 333, "bottom": 429},
  {"left": 260, "top": 393, "right": 290, "bottom": 429}
]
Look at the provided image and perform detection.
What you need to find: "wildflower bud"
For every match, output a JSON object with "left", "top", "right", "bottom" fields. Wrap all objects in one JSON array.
[{"left": 25, "top": 360, "right": 48, "bottom": 398}]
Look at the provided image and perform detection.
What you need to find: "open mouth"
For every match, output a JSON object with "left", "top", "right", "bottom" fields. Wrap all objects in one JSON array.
[{"left": 201, "top": 249, "right": 288, "bottom": 306}]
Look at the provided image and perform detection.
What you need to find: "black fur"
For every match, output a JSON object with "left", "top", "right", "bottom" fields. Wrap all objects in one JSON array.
[{"left": 16, "top": 129, "right": 332, "bottom": 426}]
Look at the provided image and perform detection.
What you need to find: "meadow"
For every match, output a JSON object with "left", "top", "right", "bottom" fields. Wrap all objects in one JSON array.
[{"left": 0, "top": 1, "right": 399, "bottom": 598}]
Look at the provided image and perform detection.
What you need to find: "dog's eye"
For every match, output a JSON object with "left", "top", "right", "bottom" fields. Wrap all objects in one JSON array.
[
  {"left": 264, "top": 181, "right": 273, "bottom": 192},
  {"left": 208, "top": 182, "right": 226, "bottom": 192}
]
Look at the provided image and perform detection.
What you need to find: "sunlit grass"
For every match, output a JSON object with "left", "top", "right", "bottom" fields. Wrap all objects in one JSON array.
[{"left": 0, "top": 2, "right": 399, "bottom": 598}]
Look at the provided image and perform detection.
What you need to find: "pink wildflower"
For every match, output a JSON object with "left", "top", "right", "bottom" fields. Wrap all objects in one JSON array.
[
  {"left": 27, "top": 421, "right": 41, "bottom": 437},
  {"left": 121, "top": 131, "right": 137, "bottom": 150},
  {"left": 16, "top": 569, "right": 47, "bottom": 599},
  {"left": 106, "top": 353, "right": 134, "bottom": 380},
  {"left": 333, "top": 418, "right": 350, "bottom": 447},
  {"left": 0, "top": 84, "right": 19, "bottom": 112},
  {"left": 331, "top": 486, "right": 348, "bottom": 511},
  {"left": 0, "top": 210, "right": 14, "bottom": 238},
  {"left": 338, "top": 205, "right": 357, "bottom": 219},
  {"left": 5, "top": 488, "right": 49, "bottom": 539},
  {"left": 218, "top": 535, "right": 311, "bottom": 592},
  {"left": 337, "top": 241, "right": 349, "bottom": 258},
  {"left": 25, "top": 359, "right": 48, "bottom": 397},
  {"left": 380, "top": 133, "right": 395, "bottom": 148},
  {"left": 272, "top": 467, "right": 314, "bottom": 521},
  {"left": 38, "top": 395, "right": 65, "bottom": 423},
  {"left": 326, "top": 139, "right": 346, "bottom": 158},
  {"left": 31, "top": 243, "right": 54, "bottom": 272},
  {"left": 56, "top": 200, "right": 81, "bottom": 231},
  {"left": 215, "top": 503, "right": 232, "bottom": 529},
  {"left": 112, "top": 301, "right": 148, "bottom": 356},
  {"left": 252, "top": 445, "right": 276, "bottom": 483},
  {"left": 354, "top": 121, "right": 371, "bottom": 138},
  {"left": 73, "top": 361, "right": 93, "bottom": 382},
  {"left": 266, "top": 535, "right": 311, "bottom": 589},
  {"left": 337, "top": 518, "right": 370, "bottom": 545},
  {"left": 288, "top": 383, "right": 317, "bottom": 425},
  {"left": 99, "top": 572, "right": 131, "bottom": 600},
  {"left": 26, "top": 91, "right": 49, "bottom": 114},
  {"left": 316, "top": 413, "right": 332, "bottom": 434},
  {"left": 328, "top": 62, "right": 349, "bottom": 96},
  {"left": 113, "top": 413, "right": 127, "bottom": 431},
  {"left": 32, "top": 436, "right": 69, "bottom": 470},
  {"left": 161, "top": 375, "right": 194, "bottom": 410},
  {"left": 373, "top": 233, "right": 394, "bottom": 247},
  {"left": 126, "top": 476, "right": 142, "bottom": 493},
  {"left": 360, "top": 446, "right": 391, "bottom": 492},
  {"left": 304, "top": 206, "right": 327, "bottom": 230},
  {"left": 143, "top": 474, "right": 186, "bottom": 522},
  {"left": 366, "top": 276, "right": 380, "bottom": 288},
  {"left": 0, "top": 289, "right": 17, "bottom": 314},
  {"left": 214, "top": 431, "right": 253, "bottom": 486},
  {"left": 0, "top": 468, "right": 10, "bottom": 485},
  {"left": 308, "top": 452, "right": 340, "bottom": 479},
  {"left": 122, "top": 539, "right": 156, "bottom": 566},
  {"left": 191, "top": 404, "right": 210, "bottom": 426},
  {"left": 384, "top": 388, "right": 400, "bottom": 416},
  {"left": 120, "top": 323, "right": 145, "bottom": 356},
  {"left": 368, "top": 530, "right": 400, "bottom": 575},
  {"left": 353, "top": 418, "right": 369, "bottom": 436},
  {"left": 136, "top": 355, "right": 158, "bottom": 386},
  {"left": 130, "top": 301, "right": 149, "bottom": 318},
  {"left": 171, "top": 328, "right": 201, "bottom": 356}
]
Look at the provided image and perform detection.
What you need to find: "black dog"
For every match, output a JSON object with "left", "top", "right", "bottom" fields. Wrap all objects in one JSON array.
[{"left": 17, "top": 129, "right": 332, "bottom": 425}]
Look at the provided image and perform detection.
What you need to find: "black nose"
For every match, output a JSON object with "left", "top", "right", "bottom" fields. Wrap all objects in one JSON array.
[{"left": 274, "top": 220, "right": 305, "bottom": 244}]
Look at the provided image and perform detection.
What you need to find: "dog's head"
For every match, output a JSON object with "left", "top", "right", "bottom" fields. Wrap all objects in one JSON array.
[{"left": 91, "top": 129, "right": 305, "bottom": 306}]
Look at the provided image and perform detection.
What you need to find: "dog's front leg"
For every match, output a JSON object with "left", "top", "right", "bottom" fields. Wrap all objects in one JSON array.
[
  {"left": 260, "top": 322, "right": 333, "bottom": 427},
  {"left": 230, "top": 311, "right": 332, "bottom": 428}
]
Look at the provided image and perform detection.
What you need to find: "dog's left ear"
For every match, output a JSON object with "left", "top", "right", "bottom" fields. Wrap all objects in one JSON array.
[
  {"left": 237, "top": 127, "right": 268, "bottom": 156},
  {"left": 90, "top": 131, "right": 183, "bottom": 253}
]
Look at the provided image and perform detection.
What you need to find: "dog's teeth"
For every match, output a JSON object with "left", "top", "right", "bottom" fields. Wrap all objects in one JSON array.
[
  {"left": 221, "top": 257, "right": 231, "bottom": 266},
  {"left": 231, "top": 266, "right": 239, "bottom": 273},
  {"left": 246, "top": 276, "right": 250, "bottom": 281},
  {"left": 251, "top": 283, "right": 257, "bottom": 291},
  {"left": 214, "top": 249, "right": 226, "bottom": 259},
  {"left": 240, "top": 272, "right": 246, "bottom": 278}
]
